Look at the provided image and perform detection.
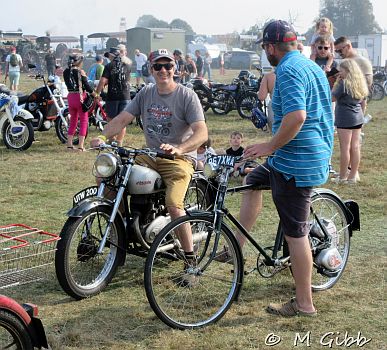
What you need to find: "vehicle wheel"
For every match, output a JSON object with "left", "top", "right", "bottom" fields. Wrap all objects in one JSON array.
[
  {"left": 308, "top": 191, "right": 351, "bottom": 291},
  {"left": 370, "top": 83, "right": 384, "bottom": 101},
  {"left": 185, "top": 178, "right": 212, "bottom": 211},
  {"left": 55, "top": 108, "right": 82, "bottom": 145},
  {"left": 211, "top": 92, "right": 232, "bottom": 115},
  {"left": 0, "top": 309, "right": 33, "bottom": 349},
  {"left": 237, "top": 92, "right": 259, "bottom": 119},
  {"left": 193, "top": 86, "right": 210, "bottom": 112},
  {"left": 2, "top": 116, "right": 34, "bottom": 151},
  {"left": 55, "top": 206, "right": 125, "bottom": 299},
  {"left": 282, "top": 191, "right": 351, "bottom": 292},
  {"left": 144, "top": 214, "right": 244, "bottom": 329}
]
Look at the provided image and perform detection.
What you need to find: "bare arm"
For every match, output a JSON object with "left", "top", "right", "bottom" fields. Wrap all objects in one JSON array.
[
  {"left": 160, "top": 120, "right": 208, "bottom": 155},
  {"left": 257, "top": 75, "right": 269, "bottom": 101},
  {"left": 90, "top": 110, "right": 135, "bottom": 147},
  {"left": 95, "top": 77, "right": 108, "bottom": 95},
  {"left": 243, "top": 110, "right": 306, "bottom": 159}
]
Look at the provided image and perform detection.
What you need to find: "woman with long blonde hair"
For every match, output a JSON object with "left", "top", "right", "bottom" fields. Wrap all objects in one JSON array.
[{"left": 332, "top": 59, "right": 369, "bottom": 183}]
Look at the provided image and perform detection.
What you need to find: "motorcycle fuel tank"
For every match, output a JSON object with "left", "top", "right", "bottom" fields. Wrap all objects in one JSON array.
[{"left": 127, "top": 165, "right": 164, "bottom": 195}]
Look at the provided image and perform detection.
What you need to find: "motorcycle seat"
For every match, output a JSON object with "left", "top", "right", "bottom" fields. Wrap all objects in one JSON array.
[{"left": 18, "top": 95, "right": 29, "bottom": 105}]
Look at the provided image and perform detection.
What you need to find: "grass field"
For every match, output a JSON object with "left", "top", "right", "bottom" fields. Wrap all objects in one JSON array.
[{"left": 0, "top": 70, "right": 386, "bottom": 350}]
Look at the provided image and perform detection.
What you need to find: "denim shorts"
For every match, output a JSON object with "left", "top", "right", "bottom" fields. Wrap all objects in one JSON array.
[
  {"left": 8, "top": 71, "right": 20, "bottom": 86},
  {"left": 105, "top": 100, "right": 131, "bottom": 119},
  {"left": 246, "top": 161, "right": 313, "bottom": 238}
]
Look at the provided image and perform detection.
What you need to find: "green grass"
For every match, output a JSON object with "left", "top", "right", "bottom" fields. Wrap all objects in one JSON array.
[{"left": 0, "top": 71, "right": 386, "bottom": 349}]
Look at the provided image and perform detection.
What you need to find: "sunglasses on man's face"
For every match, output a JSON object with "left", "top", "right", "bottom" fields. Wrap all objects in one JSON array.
[
  {"left": 335, "top": 45, "right": 348, "bottom": 54},
  {"left": 317, "top": 46, "right": 329, "bottom": 51},
  {"left": 152, "top": 63, "right": 174, "bottom": 71}
]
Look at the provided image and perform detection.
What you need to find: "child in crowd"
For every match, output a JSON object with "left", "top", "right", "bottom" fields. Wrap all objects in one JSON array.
[
  {"left": 310, "top": 17, "right": 335, "bottom": 72},
  {"left": 226, "top": 131, "right": 255, "bottom": 176},
  {"left": 196, "top": 138, "right": 216, "bottom": 170}
]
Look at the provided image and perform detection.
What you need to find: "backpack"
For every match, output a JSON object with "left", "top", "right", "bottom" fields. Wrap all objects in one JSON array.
[
  {"left": 88, "top": 64, "right": 97, "bottom": 81},
  {"left": 141, "top": 61, "right": 150, "bottom": 77},
  {"left": 110, "top": 57, "right": 129, "bottom": 94},
  {"left": 10, "top": 53, "right": 19, "bottom": 67}
]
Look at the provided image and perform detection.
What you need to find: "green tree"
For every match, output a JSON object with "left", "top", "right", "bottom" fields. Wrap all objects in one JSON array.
[
  {"left": 319, "top": 0, "right": 382, "bottom": 37},
  {"left": 169, "top": 19, "right": 195, "bottom": 35},
  {"left": 136, "top": 15, "right": 169, "bottom": 28}
]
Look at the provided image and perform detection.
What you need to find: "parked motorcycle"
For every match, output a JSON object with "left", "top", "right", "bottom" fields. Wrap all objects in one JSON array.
[
  {"left": 25, "top": 63, "right": 76, "bottom": 144},
  {"left": 192, "top": 77, "right": 259, "bottom": 119},
  {"left": 0, "top": 295, "right": 49, "bottom": 349},
  {"left": 55, "top": 144, "right": 211, "bottom": 300},
  {"left": 0, "top": 92, "right": 35, "bottom": 151}
]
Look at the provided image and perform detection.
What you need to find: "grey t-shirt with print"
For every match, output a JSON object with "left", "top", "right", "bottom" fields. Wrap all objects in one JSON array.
[
  {"left": 332, "top": 80, "right": 364, "bottom": 128},
  {"left": 126, "top": 84, "right": 205, "bottom": 159}
]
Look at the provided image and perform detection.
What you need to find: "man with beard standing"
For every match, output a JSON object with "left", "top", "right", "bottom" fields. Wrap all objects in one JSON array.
[{"left": 231, "top": 20, "right": 334, "bottom": 316}]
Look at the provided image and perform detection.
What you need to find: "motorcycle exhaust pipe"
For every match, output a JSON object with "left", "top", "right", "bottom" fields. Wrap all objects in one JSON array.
[{"left": 156, "top": 230, "right": 208, "bottom": 253}]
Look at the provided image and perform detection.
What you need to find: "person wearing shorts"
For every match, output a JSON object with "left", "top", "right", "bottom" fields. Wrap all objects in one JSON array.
[
  {"left": 95, "top": 45, "right": 132, "bottom": 146},
  {"left": 91, "top": 49, "right": 208, "bottom": 266},
  {"left": 235, "top": 20, "right": 333, "bottom": 317}
]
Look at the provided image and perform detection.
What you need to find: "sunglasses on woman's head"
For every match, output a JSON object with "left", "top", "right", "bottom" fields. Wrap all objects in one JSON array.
[
  {"left": 317, "top": 46, "right": 329, "bottom": 50},
  {"left": 152, "top": 63, "right": 174, "bottom": 71}
]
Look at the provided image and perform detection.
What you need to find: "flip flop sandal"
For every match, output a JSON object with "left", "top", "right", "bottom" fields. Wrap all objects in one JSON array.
[
  {"left": 266, "top": 298, "right": 317, "bottom": 317},
  {"left": 67, "top": 146, "right": 75, "bottom": 151}
]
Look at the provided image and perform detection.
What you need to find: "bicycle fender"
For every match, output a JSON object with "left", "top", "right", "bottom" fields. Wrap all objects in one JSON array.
[
  {"left": 313, "top": 188, "right": 358, "bottom": 236},
  {"left": 0, "top": 295, "right": 31, "bottom": 325}
]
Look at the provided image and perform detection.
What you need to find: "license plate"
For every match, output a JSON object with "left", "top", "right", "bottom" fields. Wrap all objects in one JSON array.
[{"left": 73, "top": 186, "right": 98, "bottom": 206}]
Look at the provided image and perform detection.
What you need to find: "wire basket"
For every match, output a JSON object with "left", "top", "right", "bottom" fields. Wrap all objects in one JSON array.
[{"left": 0, "top": 224, "right": 60, "bottom": 289}]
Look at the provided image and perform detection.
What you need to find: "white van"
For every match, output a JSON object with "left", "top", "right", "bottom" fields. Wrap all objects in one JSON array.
[{"left": 260, "top": 45, "right": 312, "bottom": 74}]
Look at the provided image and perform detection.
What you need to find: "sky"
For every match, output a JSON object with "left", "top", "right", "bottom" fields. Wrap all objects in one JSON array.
[{"left": 2, "top": 0, "right": 386, "bottom": 38}]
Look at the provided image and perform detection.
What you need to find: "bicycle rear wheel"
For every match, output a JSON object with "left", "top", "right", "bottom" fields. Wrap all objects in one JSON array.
[
  {"left": 309, "top": 191, "right": 351, "bottom": 291},
  {"left": 144, "top": 214, "right": 244, "bottom": 329}
]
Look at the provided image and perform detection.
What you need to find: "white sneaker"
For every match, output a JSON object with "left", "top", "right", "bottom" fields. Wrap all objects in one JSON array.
[{"left": 331, "top": 177, "right": 347, "bottom": 184}]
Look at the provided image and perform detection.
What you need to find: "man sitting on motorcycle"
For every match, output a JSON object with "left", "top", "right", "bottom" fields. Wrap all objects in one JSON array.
[{"left": 91, "top": 49, "right": 208, "bottom": 284}]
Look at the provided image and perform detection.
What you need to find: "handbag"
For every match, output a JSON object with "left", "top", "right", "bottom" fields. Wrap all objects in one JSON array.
[
  {"left": 81, "top": 93, "right": 94, "bottom": 112},
  {"left": 78, "top": 69, "right": 94, "bottom": 112}
]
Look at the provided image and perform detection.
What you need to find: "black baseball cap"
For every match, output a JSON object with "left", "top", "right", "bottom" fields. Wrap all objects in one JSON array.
[
  {"left": 257, "top": 20, "right": 297, "bottom": 44},
  {"left": 104, "top": 47, "right": 120, "bottom": 58}
]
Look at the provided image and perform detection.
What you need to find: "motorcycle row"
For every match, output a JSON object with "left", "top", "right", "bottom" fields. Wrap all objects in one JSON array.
[{"left": 0, "top": 64, "right": 267, "bottom": 152}]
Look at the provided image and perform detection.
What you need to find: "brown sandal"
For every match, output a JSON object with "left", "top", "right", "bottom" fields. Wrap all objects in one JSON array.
[{"left": 266, "top": 298, "right": 317, "bottom": 317}]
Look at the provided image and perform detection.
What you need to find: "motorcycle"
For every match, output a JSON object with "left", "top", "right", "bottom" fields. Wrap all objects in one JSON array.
[
  {"left": 192, "top": 77, "right": 259, "bottom": 119},
  {"left": 0, "top": 295, "right": 49, "bottom": 349},
  {"left": 25, "top": 63, "right": 76, "bottom": 144},
  {"left": 0, "top": 92, "right": 35, "bottom": 151},
  {"left": 55, "top": 144, "right": 211, "bottom": 300}
]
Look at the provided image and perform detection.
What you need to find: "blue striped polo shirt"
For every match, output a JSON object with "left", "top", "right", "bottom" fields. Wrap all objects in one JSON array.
[{"left": 269, "top": 50, "right": 334, "bottom": 187}]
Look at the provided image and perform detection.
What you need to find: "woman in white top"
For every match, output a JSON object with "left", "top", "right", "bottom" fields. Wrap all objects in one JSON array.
[{"left": 5, "top": 46, "right": 23, "bottom": 91}]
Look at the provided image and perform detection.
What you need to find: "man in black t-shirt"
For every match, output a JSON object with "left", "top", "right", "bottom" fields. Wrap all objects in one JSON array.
[
  {"left": 44, "top": 49, "right": 56, "bottom": 77},
  {"left": 95, "top": 45, "right": 132, "bottom": 146}
]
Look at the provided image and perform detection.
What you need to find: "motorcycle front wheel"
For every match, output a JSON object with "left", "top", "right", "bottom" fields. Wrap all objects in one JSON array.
[
  {"left": 2, "top": 116, "right": 34, "bottom": 151},
  {"left": 0, "top": 309, "right": 33, "bottom": 350},
  {"left": 55, "top": 108, "right": 82, "bottom": 145},
  {"left": 237, "top": 92, "right": 259, "bottom": 119},
  {"left": 55, "top": 206, "right": 125, "bottom": 300}
]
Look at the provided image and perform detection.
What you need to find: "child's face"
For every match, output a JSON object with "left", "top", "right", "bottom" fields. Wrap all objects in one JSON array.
[
  {"left": 198, "top": 146, "right": 206, "bottom": 154},
  {"left": 230, "top": 134, "right": 242, "bottom": 148},
  {"left": 319, "top": 23, "right": 329, "bottom": 33}
]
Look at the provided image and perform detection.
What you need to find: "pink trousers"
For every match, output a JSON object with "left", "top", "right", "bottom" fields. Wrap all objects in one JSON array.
[{"left": 67, "top": 92, "right": 89, "bottom": 137}]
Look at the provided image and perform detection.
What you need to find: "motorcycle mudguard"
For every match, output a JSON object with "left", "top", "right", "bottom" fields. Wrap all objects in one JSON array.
[
  {"left": 16, "top": 109, "right": 34, "bottom": 120},
  {"left": 67, "top": 198, "right": 127, "bottom": 264}
]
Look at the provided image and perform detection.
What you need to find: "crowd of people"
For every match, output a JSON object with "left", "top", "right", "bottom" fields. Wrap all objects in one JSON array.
[{"left": 1, "top": 17, "right": 375, "bottom": 318}]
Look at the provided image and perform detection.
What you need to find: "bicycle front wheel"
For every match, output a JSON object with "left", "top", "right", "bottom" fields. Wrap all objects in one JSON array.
[{"left": 144, "top": 214, "right": 244, "bottom": 329}]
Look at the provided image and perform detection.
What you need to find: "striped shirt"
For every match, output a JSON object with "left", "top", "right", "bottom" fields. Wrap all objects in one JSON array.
[{"left": 269, "top": 50, "right": 334, "bottom": 187}]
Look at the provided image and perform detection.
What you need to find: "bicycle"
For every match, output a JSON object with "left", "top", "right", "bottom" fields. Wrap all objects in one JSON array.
[{"left": 144, "top": 154, "right": 360, "bottom": 329}]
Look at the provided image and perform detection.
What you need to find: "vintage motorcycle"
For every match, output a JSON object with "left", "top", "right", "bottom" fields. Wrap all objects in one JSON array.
[
  {"left": 24, "top": 64, "right": 74, "bottom": 144},
  {"left": 0, "top": 92, "right": 35, "bottom": 151},
  {"left": 55, "top": 144, "right": 211, "bottom": 300},
  {"left": 192, "top": 77, "right": 259, "bottom": 119},
  {"left": 0, "top": 295, "right": 49, "bottom": 349}
]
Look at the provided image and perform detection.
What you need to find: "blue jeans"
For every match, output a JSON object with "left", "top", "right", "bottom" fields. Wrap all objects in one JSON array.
[{"left": 203, "top": 65, "right": 211, "bottom": 80}]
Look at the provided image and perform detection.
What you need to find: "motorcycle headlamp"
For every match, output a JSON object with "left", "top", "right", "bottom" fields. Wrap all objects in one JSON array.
[{"left": 93, "top": 153, "right": 120, "bottom": 178}]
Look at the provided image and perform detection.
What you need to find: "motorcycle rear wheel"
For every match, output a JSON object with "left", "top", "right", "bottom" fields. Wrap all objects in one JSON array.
[
  {"left": 55, "top": 206, "right": 125, "bottom": 300},
  {"left": 2, "top": 116, "right": 34, "bottom": 151},
  {"left": 0, "top": 309, "right": 33, "bottom": 350},
  {"left": 211, "top": 92, "right": 232, "bottom": 115},
  {"left": 55, "top": 108, "right": 82, "bottom": 145}
]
